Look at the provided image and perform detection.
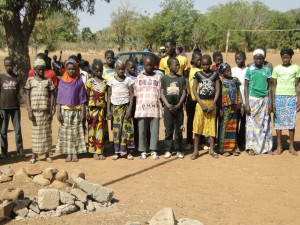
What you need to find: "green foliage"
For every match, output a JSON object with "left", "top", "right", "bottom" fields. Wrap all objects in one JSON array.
[{"left": 81, "top": 27, "right": 96, "bottom": 43}]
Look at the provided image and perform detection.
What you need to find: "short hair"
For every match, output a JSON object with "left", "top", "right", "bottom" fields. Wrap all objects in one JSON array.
[
  {"left": 201, "top": 54, "right": 212, "bottom": 64},
  {"left": 212, "top": 51, "right": 223, "bottom": 61},
  {"left": 280, "top": 48, "right": 294, "bottom": 56},
  {"left": 68, "top": 55, "right": 78, "bottom": 62},
  {"left": 193, "top": 47, "right": 201, "bottom": 53},
  {"left": 4, "top": 56, "right": 14, "bottom": 64},
  {"left": 125, "top": 58, "right": 136, "bottom": 66},
  {"left": 192, "top": 51, "right": 202, "bottom": 59},
  {"left": 91, "top": 59, "right": 103, "bottom": 70},
  {"left": 166, "top": 39, "right": 176, "bottom": 46},
  {"left": 105, "top": 50, "right": 114, "bottom": 57},
  {"left": 167, "top": 57, "right": 179, "bottom": 67},
  {"left": 235, "top": 51, "right": 246, "bottom": 59},
  {"left": 36, "top": 53, "right": 45, "bottom": 60}
]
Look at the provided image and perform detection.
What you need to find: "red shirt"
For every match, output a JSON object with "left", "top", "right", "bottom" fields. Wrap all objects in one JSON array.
[{"left": 28, "top": 69, "right": 58, "bottom": 87}]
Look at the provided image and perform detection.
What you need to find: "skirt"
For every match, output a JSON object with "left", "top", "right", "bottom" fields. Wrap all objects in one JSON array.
[
  {"left": 193, "top": 99, "right": 216, "bottom": 137},
  {"left": 274, "top": 95, "right": 297, "bottom": 130},
  {"left": 56, "top": 109, "right": 87, "bottom": 154},
  {"left": 31, "top": 110, "right": 52, "bottom": 154},
  {"left": 87, "top": 106, "right": 108, "bottom": 154},
  {"left": 246, "top": 96, "right": 273, "bottom": 154},
  {"left": 112, "top": 104, "right": 135, "bottom": 153}
]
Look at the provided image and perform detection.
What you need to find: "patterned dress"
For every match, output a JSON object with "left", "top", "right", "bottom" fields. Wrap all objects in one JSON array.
[
  {"left": 85, "top": 78, "right": 108, "bottom": 154},
  {"left": 24, "top": 78, "right": 55, "bottom": 154}
]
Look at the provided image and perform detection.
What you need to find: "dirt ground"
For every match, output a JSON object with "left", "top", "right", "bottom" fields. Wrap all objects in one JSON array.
[{"left": 0, "top": 52, "right": 300, "bottom": 225}]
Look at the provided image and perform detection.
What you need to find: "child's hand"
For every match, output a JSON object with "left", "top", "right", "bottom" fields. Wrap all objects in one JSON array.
[
  {"left": 125, "top": 112, "right": 131, "bottom": 120},
  {"left": 106, "top": 112, "right": 112, "bottom": 120},
  {"left": 268, "top": 104, "right": 272, "bottom": 115},
  {"left": 167, "top": 104, "right": 174, "bottom": 111},
  {"left": 297, "top": 102, "right": 300, "bottom": 112},
  {"left": 51, "top": 107, "right": 56, "bottom": 117},
  {"left": 207, "top": 104, "right": 215, "bottom": 113},
  {"left": 245, "top": 104, "right": 251, "bottom": 115},
  {"left": 28, "top": 110, "right": 34, "bottom": 121},
  {"left": 200, "top": 103, "right": 208, "bottom": 112},
  {"left": 57, "top": 111, "right": 63, "bottom": 124}
]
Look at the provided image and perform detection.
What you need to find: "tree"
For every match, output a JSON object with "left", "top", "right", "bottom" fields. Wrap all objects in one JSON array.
[
  {"left": 81, "top": 27, "right": 96, "bottom": 43},
  {"left": 0, "top": 0, "right": 110, "bottom": 82}
]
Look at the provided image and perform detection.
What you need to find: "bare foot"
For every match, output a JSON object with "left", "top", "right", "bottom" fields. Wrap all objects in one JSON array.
[
  {"left": 274, "top": 148, "right": 283, "bottom": 155},
  {"left": 65, "top": 154, "right": 72, "bottom": 162},
  {"left": 267, "top": 151, "right": 274, "bottom": 155},
  {"left": 289, "top": 148, "right": 298, "bottom": 156},
  {"left": 72, "top": 154, "right": 79, "bottom": 162}
]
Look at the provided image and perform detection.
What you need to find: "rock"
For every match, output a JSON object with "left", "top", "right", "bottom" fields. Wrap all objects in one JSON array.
[
  {"left": 29, "top": 200, "right": 40, "bottom": 214},
  {"left": 1, "top": 188, "right": 24, "bottom": 201},
  {"left": 44, "top": 167, "right": 58, "bottom": 174},
  {"left": 0, "top": 165, "right": 15, "bottom": 177},
  {"left": 69, "top": 169, "right": 85, "bottom": 182},
  {"left": 13, "top": 202, "right": 29, "bottom": 218},
  {"left": 38, "top": 189, "right": 60, "bottom": 210},
  {"left": 25, "top": 164, "right": 42, "bottom": 176},
  {"left": 85, "top": 199, "right": 95, "bottom": 212},
  {"left": 21, "top": 198, "right": 32, "bottom": 208},
  {"left": 70, "top": 188, "right": 87, "bottom": 203},
  {"left": 75, "top": 201, "right": 85, "bottom": 211},
  {"left": 55, "top": 204, "right": 77, "bottom": 216},
  {"left": 177, "top": 218, "right": 204, "bottom": 225},
  {"left": 125, "top": 222, "right": 142, "bottom": 225},
  {"left": 76, "top": 177, "right": 114, "bottom": 203},
  {"left": 0, "top": 201, "right": 15, "bottom": 220},
  {"left": 50, "top": 180, "right": 70, "bottom": 189},
  {"left": 0, "top": 174, "right": 12, "bottom": 183},
  {"left": 42, "top": 171, "right": 53, "bottom": 181},
  {"left": 33, "top": 174, "right": 51, "bottom": 186},
  {"left": 149, "top": 208, "right": 176, "bottom": 225},
  {"left": 27, "top": 209, "right": 39, "bottom": 218},
  {"left": 13, "top": 168, "right": 31, "bottom": 185},
  {"left": 93, "top": 202, "right": 106, "bottom": 212},
  {"left": 60, "top": 192, "right": 75, "bottom": 205},
  {"left": 39, "top": 210, "right": 56, "bottom": 217},
  {"left": 55, "top": 170, "right": 68, "bottom": 182}
]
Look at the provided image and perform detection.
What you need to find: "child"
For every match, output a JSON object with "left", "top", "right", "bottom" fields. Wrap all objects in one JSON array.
[
  {"left": 191, "top": 55, "right": 220, "bottom": 160},
  {"left": 161, "top": 57, "right": 186, "bottom": 159},
  {"left": 25, "top": 58, "right": 55, "bottom": 163},
  {"left": 103, "top": 50, "right": 116, "bottom": 82},
  {"left": 212, "top": 52, "right": 223, "bottom": 72},
  {"left": 0, "top": 57, "right": 24, "bottom": 158},
  {"left": 218, "top": 63, "right": 244, "bottom": 156},
  {"left": 56, "top": 59, "right": 87, "bottom": 162},
  {"left": 232, "top": 51, "right": 247, "bottom": 150},
  {"left": 272, "top": 48, "right": 300, "bottom": 156},
  {"left": 107, "top": 61, "right": 135, "bottom": 160},
  {"left": 85, "top": 60, "right": 109, "bottom": 160},
  {"left": 244, "top": 49, "right": 273, "bottom": 155},
  {"left": 135, "top": 55, "right": 163, "bottom": 160}
]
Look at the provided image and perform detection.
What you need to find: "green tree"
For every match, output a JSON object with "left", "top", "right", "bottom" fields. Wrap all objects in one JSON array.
[
  {"left": 81, "top": 27, "right": 96, "bottom": 43},
  {"left": 0, "top": 0, "right": 109, "bottom": 82}
]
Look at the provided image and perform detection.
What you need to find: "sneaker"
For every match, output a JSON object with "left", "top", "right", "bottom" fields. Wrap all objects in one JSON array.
[
  {"left": 164, "top": 151, "right": 172, "bottom": 159},
  {"left": 140, "top": 152, "right": 147, "bottom": 160},
  {"left": 176, "top": 151, "right": 184, "bottom": 159},
  {"left": 184, "top": 144, "right": 192, "bottom": 150},
  {"left": 151, "top": 151, "right": 159, "bottom": 160}
]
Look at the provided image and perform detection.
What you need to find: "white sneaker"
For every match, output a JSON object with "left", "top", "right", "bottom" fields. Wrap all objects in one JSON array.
[
  {"left": 164, "top": 151, "right": 172, "bottom": 159},
  {"left": 140, "top": 152, "right": 147, "bottom": 160},
  {"left": 176, "top": 151, "right": 184, "bottom": 159},
  {"left": 151, "top": 151, "right": 159, "bottom": 160}
]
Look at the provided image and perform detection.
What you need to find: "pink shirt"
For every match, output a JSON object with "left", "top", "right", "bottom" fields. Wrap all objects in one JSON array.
[{"left": 134, "top": 73, "right": 162, "bottom": 118}]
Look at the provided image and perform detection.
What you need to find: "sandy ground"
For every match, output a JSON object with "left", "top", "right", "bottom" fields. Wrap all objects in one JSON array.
[{"left": 0, "top": 52, "right": 300, "bottom": 225}]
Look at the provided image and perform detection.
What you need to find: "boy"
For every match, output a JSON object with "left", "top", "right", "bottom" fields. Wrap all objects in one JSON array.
[
  {"left": 0, "top": 57, "right": 24, "bottom": 158},
  {"left": 161, "top": 57, "right": 186, "bottom": 159}
]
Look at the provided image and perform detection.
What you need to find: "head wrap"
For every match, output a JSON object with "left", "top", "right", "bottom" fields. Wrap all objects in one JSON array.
[
  {"left": 34, "top": 58, "right": 46, "bottom": 68},
  {"left": 218, "top": 62, "right": 231, "bottom": 74},
  {"left": 253, "top": 49, "right": 265, "bottom": 57},
  {"left": 61, "top": 59, "right": 80, "bottom": 82}
]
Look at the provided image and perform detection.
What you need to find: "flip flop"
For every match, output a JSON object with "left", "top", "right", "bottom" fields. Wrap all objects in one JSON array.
[
  {"left": 190, "top": 153, "right": 199, "bottom": 160},
  {"left": 247, "top": 149, "right": 255, "bottom": 156},
  {"left": 210, "top": 152, "right": 219, "bottom": 158},
  {"left": 223, "top": 152, "right": 230, "bottom": 157}
]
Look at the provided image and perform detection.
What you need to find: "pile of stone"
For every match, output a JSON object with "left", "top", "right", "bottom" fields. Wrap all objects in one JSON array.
[
  {"left": 0, "top": 165, "right": 114, "bottom": 221},
  {"left": 126, "top": 207, "right": 204, "bottom": 225}
]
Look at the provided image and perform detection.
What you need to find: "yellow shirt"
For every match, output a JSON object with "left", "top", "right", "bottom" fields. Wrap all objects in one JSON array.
[
  {"left": 102, "top": 66, "right": 116, "bottom": 82},
  {"left": 189, "top": 66, "right": 202, "bottom": 101},
  {"left": 159, "top": 55, "right": 188, "bottom": 76}
]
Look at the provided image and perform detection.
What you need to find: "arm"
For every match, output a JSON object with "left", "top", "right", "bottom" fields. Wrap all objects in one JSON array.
[
  {"left": 296, "top": 78, "right": 300, "bottom": 111},
  {"left": 126, "top": 85, "right": 134, "bottom": 119},
  {"left": 175, "top": 89, "right": 187, "bottom": 110},
  {"left": 106, "top": 86, "right": 112, "bottom": 120},
  {"left": 160, "top": 89, "right": 173, "bottom": 110},
  {"left": 244, "top": 79, "right": 250, "bottom": 114},
  {"left": 50, "top": 89, "right": 55, "bottom": 119},
  {"left": 56, "top": 104, "right": 63, "bottom": 123},
  {"left": 272, "top": 78, "right": 277, "bottom": 114},
  {"left": 58, "top": 50, "right": 62, "bottom": 63},
  {"left": 25, "top": 89, "right": 33, "bottom": 121},
  {"left": 208, "top": 80, "right": 220, "bottom": 113},
  {"left": 193, "top": 78, "right": 207, "bottom": 112},
  {"left": 80, "top": 103, "right": 86, "bottom": 122},
  {"left": 267, "top": 78, "right": 272, "bottom": 114}
]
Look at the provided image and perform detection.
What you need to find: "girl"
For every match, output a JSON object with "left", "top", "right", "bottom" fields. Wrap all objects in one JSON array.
[
  {"left": 56, "top": 59, "right": 87, "bottom": 162},
  {"left": 25, "top": 58, "right": 55, "bottom": 163},
  {"left": 272, "top": 48, "right": 300, "bottom": 156},
  {"left": 103, "top": 50, "right": 116, "bottom": 82},
  {"left": 107, "top": 61, "right": 135, "bottom": 160},
  {"left": 85, "top": 60, "right": 109, "bottom": 160},
  {"left": 232, "top": 51, "right": 247, "bottom": 150},
  {"left": 191, "top": 55, "right": 220, "bottom": 159},
  {"left": 218, "top": 63, "right": 244, "bottom": 156},
  {"left": 244, "top": 49, "right": 273, "bottom": 155}
]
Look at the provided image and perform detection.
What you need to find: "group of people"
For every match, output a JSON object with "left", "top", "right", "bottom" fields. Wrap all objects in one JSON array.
[{"left": 0, "top": 39, "right": 299, "bottom": 163}]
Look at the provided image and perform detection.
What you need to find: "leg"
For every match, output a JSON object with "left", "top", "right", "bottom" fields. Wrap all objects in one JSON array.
[
  {"left": 149, "top": 118, "right": 159, "bottom": 160},
  {"left": 11, "top": 108, "right": 24, "bottom": 154},
  {"left": 274, "top": 129, "right": 283, "bottom": 155},
  {"left": 174, "top": 110, "right": 183, "bottom": 150},
  {"left": 164, "top": 109, "right": 174, "bottom": 154},
  {"left": 209, "top": 136, "right": 218, "bottom": 158},
  {"left": 0, "top": 110, "right": 10, "bottom": 155},
  {"left": 138, "top": 118, "right": 149, "bottom": 152},
  {"left": 186, "top": 101, "right": 196, "bottom": 146},
  {"left": 191, "top": 134, "right": 200, "bottom": 160},
  {"left": 288, "top": 129, "right": 298, "bottom": 156}
]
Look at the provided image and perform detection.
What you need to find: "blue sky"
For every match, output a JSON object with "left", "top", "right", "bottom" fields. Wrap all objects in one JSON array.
[{"left": 78, "top": 0, "right": 300, "bottom": 32}]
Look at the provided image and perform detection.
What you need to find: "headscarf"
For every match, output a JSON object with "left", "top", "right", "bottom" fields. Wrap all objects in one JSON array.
[
  {"left": 61, "top": 59, "right": 80, "bottom": 82},
  {"left": 253, "top": 49, "right": 265, "bottom": 57},
  {"left": 218, "top": 62, "right": 231, "bottom": 74},
  {"left": 34, "top": 58, "right": 46, "bottom": 68}
]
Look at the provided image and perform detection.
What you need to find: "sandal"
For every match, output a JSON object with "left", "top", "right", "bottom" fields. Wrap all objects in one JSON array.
[
  {"left": 210, "top": 152, "right": 219, "bottom": 158},
  {"left": 223, "top": 152, "right": 230, "bottom": 157},
  {"left": 127, "top": 154, "right": 134, "bottom": 160},
  {"left": 190, "top": 153, "right": 199, "bottom": 160},
  {"left": 232, "top": 151, "right": 240, "bottom": 156},
  {"left": 46, "top": 157, "right": 53, "bottom": 163},
  {"left": 247, "top": 149, "right": 255, "bottom": 156},
  {"left": 112, "top": 154, "right": 119, "bottom": 160},
  {"left": 29, "top": 158, "right": 36, "bottom": 164}
]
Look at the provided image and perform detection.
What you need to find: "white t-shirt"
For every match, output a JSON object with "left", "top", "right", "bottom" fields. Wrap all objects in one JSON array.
[
  {"left": 232, "top": 67, "right": 247, "bottom": 104},
  {"left": 80, "top": 69, "right": 90, "bottom": 85},
  {"left": 107, "top": 76, "right": 134, "bottom": 105}
]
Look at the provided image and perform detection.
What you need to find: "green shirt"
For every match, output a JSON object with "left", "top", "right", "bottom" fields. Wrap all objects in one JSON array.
[
  {"left": 245, "top": 65, "right": 271, "bottom": 98},
  {"left": 272, "top": 64, "right": 300, "bottom": 96}
]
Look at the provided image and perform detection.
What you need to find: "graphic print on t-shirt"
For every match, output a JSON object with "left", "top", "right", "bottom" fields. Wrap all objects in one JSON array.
[
  {"left": 3, "top": 80, "right": 17, "bottom": 90},
  {"left": 167, "top": 82, "right": 179, "bottom": 96}
]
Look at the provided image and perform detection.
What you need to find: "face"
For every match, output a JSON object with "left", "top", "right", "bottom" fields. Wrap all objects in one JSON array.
[
  {"left": 253, "top": 54, "right": 265, "bottom": 68},
  {"left": 4, "top": 60, "right": 14, "bottom": 74},
  {"left": 53, "top": 55, "right": 57, "bottom": 61},
  {"left": 35, "top": 65, "right": 45, "bottom": 77},
  {"left": 169, "top": 60, "right": 180, "bottom": 74},
  {"left": 66, "top": 63, "right": 77, "bottom": 77},
  {"left": 116, "top": 64, "right": 126, "bottom": 77},
  {"left": 165, "top": 42, "right": 176, "bottom": 56},
  {"left": 214, "top": 56, "right": 223, "bottom": 66},
  {"left": 201, "top": 59, "right": 212, "bottom": 72},
  {"left": 235, "top": 54, "right": 245, "bottom": 67},
  {"left": 281, "top": 54, "right": 292, "bottom": 66},
  {"left": 126, "top": 61, "right": 136, "bottom": 75},
  {"left": 223, "top": 67, "right": 232, "bottom": 79},
  {"left": 93, "top": 65, "right": 103, "bottom": 78},
  {"left": 143, "top": 58, "right": 155, "bottom": 74},
  {"left": 105, "top": 53, "right": 115, "bottom": 66},
  {"left": 193, "top": 55, "right": 202, "bottom": 68}
]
